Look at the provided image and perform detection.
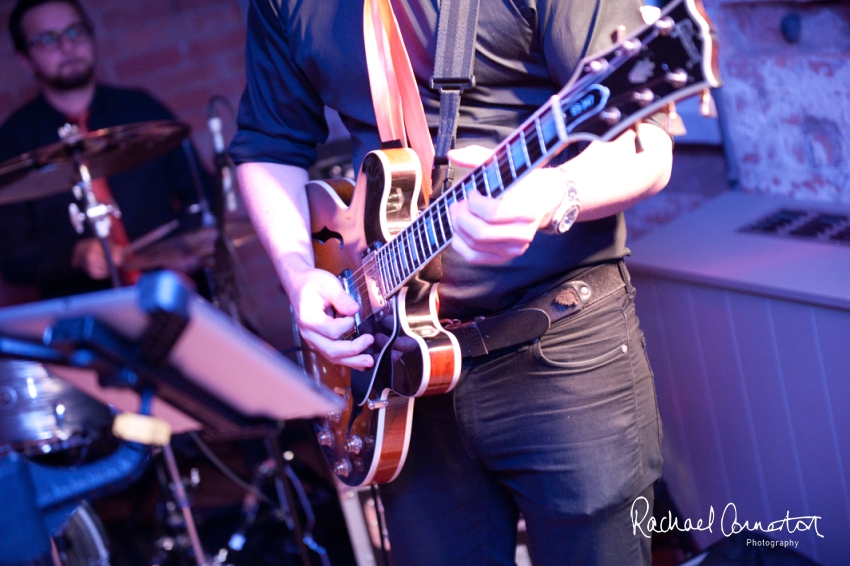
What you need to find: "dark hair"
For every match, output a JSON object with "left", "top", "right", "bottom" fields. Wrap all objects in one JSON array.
[{"left": 9, "top": 0, "right": 91, "bottom": 53}]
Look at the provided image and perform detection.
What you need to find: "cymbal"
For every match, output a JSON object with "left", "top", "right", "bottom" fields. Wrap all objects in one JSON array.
[
  {"left": 122, "top": 226, "right": 218, "bottom": 272},
  {"left": 0, "top": 120, "right": 190, "bottom": 205}
]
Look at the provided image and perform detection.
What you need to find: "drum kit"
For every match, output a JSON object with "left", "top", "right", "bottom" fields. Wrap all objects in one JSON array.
[{"left": 0, "top": 122, "right": 337, "bottom": 566}]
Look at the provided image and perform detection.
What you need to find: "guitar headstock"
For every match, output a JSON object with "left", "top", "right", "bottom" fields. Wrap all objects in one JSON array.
[{"left": 561, "top": 0, "right": 722, "bottom": 141}]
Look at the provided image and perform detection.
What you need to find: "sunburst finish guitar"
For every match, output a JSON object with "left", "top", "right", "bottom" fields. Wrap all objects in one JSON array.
[{"left": 304, "top": 0, "right": 722, "bottom": 486}]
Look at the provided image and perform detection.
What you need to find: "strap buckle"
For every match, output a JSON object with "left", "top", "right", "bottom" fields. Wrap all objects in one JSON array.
[{"left": 429, "top": 76, "right": 476, "bottom": 92}]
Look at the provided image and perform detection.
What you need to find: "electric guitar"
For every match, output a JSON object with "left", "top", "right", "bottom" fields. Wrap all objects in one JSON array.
[{"left": 305, "top": 0, "right": 722, "bottom": 486}]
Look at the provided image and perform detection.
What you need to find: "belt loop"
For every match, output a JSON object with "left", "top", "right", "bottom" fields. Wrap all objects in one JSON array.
[{"left": 618, "top": 260, "right": 635, "bottom": 298}]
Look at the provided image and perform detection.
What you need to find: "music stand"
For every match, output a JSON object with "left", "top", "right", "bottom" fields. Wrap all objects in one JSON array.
[
  {"left": 0, "top": 270, "right": 341, "bottom": 566},
  {"left": 0, "top": 270, "right": 342, "bottom": 434}
]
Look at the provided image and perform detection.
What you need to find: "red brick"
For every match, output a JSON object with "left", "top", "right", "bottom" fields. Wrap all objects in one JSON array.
[
  {"left": 100, "top": 1, "right": 173, "bottom": 30},
  {"left": 175, "top": 0, "right": 233, "bottom": 12},
  {"left": 113, "top": 45, "right": 184, "bottom": 80},
  {"left": 188, "top": 28, "right": 247, "bottom": 60}
]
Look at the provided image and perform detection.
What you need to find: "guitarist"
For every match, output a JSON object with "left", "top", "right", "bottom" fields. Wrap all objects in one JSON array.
[{"left": 231, "top": 0, "right": 673, "bottom": 564}]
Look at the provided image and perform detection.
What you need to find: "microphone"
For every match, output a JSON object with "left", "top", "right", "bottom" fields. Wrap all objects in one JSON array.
[{"left": 208, "top": 112, "right": 237, "bottom": 213}]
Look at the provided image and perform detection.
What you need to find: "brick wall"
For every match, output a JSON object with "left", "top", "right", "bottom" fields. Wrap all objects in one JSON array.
[
  {"left": 703, "top": 0, "right": 850, "bottom": 203},
  {"left": 0, "top": 0, "right": 248, "bottom": 168}
]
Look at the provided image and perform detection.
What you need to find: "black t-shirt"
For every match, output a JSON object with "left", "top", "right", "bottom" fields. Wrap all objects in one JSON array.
[
  {"left": 0, "top": 85, "right": 208, "bottom": 298},
  {"left": 230, "top": 0, "right": 648, "bottom": 319}
]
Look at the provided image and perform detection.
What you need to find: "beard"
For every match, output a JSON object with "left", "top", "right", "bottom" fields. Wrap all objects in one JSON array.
[{"left": 38, "top": 59, "right": 95, "bottom": 91}]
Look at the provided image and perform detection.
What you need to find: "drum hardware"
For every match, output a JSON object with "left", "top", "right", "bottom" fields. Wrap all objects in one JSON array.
[
  {"left": 0, "top": 271, "right": 343, "bottom": 566},
  {"left": 0, "top": 360, "right": 113, "bottom": 458}
]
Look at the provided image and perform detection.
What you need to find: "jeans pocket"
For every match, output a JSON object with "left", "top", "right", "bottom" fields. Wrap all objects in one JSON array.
[{"left": 533, "top": 340, "right": 628, "bottom": 373}]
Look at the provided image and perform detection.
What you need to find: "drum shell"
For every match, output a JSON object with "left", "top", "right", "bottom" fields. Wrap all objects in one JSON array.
[{"left": 0, "top": 361, "right": 113, "bottom": 456}]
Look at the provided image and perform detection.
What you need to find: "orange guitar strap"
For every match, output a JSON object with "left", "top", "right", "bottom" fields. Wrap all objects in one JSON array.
[{"left": 363, "top": 0, "right": 435, "bottom": 204}]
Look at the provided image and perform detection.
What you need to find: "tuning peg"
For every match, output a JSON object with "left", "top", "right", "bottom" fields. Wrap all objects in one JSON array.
[
  {"left": 665, "top": 69, "right": 689, "bottom": 89},
  {"left": 611, "top": 25, "right": 627, "bottom": 44},
  {"left": 700, "top": 89, "right": 718, "bottom": 118},
  {"left": 633, "top": 121, "right": 644, "bottom": 154},
  {"left": 666, "top": 102, "right": 679, "bottom": 135}
]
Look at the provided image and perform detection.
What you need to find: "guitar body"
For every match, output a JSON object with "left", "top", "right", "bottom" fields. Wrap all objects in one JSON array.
[{"left": 304, "top": 147, "right": 461, "bottom": 486}]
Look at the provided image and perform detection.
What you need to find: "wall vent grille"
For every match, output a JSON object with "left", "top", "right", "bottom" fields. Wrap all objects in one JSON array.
[{"left": 739, "top": 208, "right": 850, "bottom": 245}]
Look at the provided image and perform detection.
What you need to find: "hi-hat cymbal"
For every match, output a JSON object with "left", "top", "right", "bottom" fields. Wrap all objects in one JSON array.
[{"left": 0, "top": 120, "right": 190, "bottom": 205}]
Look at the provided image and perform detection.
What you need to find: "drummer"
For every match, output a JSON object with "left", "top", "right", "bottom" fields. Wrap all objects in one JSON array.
[{"left": 0, "top": 0, "right": 213, "bottom": 298}]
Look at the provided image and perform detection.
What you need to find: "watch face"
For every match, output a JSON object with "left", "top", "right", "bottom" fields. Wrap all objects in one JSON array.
[{"left": 556, "top": 203, "right": 580, "bottom": 233}]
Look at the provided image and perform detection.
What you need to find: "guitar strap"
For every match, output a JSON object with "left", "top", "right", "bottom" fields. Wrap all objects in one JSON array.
[
  {"left": 363, "top": 0, "right": 481, "bottom": 203},
  {"left": 363, "top": 0, "right": 435, "bottom": 203},
  {"left": 430, "top": 0, "right": 481, "bottom": 196}
]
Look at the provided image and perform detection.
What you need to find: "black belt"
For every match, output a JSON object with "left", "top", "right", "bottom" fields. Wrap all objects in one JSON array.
[{"left": 446, "top": 261, "right": 629, "bottom": 358}]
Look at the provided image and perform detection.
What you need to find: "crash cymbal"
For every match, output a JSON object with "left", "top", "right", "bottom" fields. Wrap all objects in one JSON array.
[{"left": 0, "top": 120, "right": 189, "bottom": 205}]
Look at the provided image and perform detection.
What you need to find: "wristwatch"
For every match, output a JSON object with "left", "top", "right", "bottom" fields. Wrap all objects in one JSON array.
[{"left": 544, "top": 179, "right": 581, "bottom": 235}]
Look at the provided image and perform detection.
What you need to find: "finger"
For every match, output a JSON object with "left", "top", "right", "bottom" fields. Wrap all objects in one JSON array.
[
  {"left": 451, "top": 200, "right": 536, "bottom": 251},
  {"left": 464, "top": 189, "right": 538, "bottom": 225},
  {"left": 447, "top": 145, "right": 493, "bottom": 168},
  {"left": 303, "top": 331, "right": 375, "bottom": 369},
  {"left": 450, "top": 229, "right": 528, "bottom": 265},
  {"left": 299, "top": 310, "right": 356, "bottom": 340}
]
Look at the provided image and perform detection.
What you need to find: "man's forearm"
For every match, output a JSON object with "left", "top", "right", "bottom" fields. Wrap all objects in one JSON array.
[
  {"left": 236, "top": 162, "right": 314, "bottom": 296},
  {"left": 562, "top": 122, "right": 673, "bottom": 222}
]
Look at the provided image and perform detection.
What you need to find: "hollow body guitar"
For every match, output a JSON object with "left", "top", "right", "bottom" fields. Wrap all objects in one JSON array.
[{"left": 304, "top": 0, "right": 721, "bottom": 487}]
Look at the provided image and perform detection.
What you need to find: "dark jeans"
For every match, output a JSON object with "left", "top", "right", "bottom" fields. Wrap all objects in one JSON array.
[{"left": 380, "top": 270, "right": 663, "bottom": 565}]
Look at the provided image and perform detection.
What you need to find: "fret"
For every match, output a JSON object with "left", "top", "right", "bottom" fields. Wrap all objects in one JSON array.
[
  {"left": 484, "top": 160, "right": 503, "bottom": 197},
  {"left": 412, "top": 223, "right": 425, "bottom": 264},
  {"left": 465, "top": 179, "right": 475, "bottom": 199},
  {"left": 377, "top": 251, "right": 392, "bottom": 293},
  {"left": 497, "top": 147, "right": 514, "bottom": 193},
  {"left": 534, "top": 116, "right": 547, "bottom": 155},
  {"left": 403, "top": 232, "right": 416, "bottom": 274},
  {"left": 394, "top": 238, "right": 409, "bottom": 279},
  {"left": 540, "top": 110, "right": 559, "bottom": 150},
  {"left": 425, "top": 211, "right": 439, "bottom": 250},
  {"left": 437, "top": 199, "right": 451, "bottom": 244},
  {"left": 512, "top": 134, "right": 529, "bottom": 177},
  {"left": 480, "top": 164, "right": 492, "bottom": 197},
  {"left": 525, "top": 123, "right": 543, "bottom": 164},
  {"left": 418, "top": 212, "right": 432, "bottom": 256},
  {"left": 387, "top": 247, "right": 400, "bottom": 289},
  {"left": 505, "top": 141, "right": 517, "bottom": 179}
]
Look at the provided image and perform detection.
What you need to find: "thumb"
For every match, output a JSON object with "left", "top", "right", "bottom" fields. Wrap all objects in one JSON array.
[{"left": 326, "top": 282, "right": 360, "bottom": 316}]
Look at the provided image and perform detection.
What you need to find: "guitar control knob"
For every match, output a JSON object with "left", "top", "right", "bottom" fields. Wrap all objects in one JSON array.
[
  {"left": 317, "top": 430, "right": 334, "bottom": 448},
  {"left": 327, "top": 411, "right": 342, "bottom": 424},
  {"left": 345, "top": 435, "right": 363, "bottom": 454},
  {"left": 333, "top": 459, "right": 351, "bottom": 478}
]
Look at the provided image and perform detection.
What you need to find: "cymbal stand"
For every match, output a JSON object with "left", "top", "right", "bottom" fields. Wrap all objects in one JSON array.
[{"left": 59, "top": 124, "right": 122, "bottom": 288}]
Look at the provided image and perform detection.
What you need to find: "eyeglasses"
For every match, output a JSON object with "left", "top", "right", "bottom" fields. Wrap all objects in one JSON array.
[{"left": 27, "top": 21, "right": 92, "bottom": 50}]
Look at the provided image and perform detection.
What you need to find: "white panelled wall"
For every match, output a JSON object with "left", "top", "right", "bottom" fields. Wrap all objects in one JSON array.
[{"left": 628, "top": 192, "right": 850, "bottom": 565}]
